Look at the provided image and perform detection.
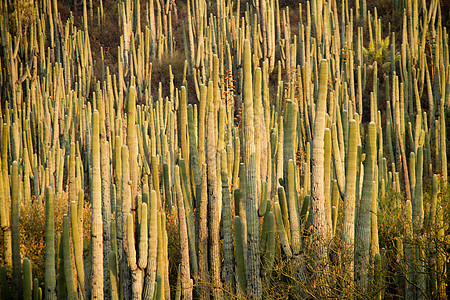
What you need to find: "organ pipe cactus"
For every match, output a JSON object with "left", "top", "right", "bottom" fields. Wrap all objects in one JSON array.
[
  {"left": 221, "top": 150, "right": 236, "bottom": 294},
  {"left": 98, "top": 88, "right": 112, "bottom": 298},
  {"left": 309, "top": 59, "right": 330, "bottom": 280},
  {"left": 287, "top": 160, "right": 301, "bottom": 254},
  {"left": 11, "top": 161, "right": 21, "bottom": 300},
  {"left": 91, "top": 110, "right": 104, "bottom": 299},
  {"left": 70, "top": 201, "right": 85, "bottom": 299},
  {"left": 0, "top": 0, "right": 449, "bottom": 299},
  {"left": 108, "top": 251, "right": 119, "bottom": 300},
  {"left": 178, "top": 158, "right": 198, "bottom": 277},
  {"left": 206, "top": 100, "right": 222, "bottom": 299},
  {"left": 45, "top": 187, "right": 56, "bottom": 300},
  {"left": 126, "top": 200, "right": 148, "bottom": 299},
  {"left": 273, "top": 200, "right": 292, "bottom": 258},
  {"left": 342, "top": 120, "right": 359, "bottom": 286},
  {"left": 62, "top": 215, "right": 77, "bottom": 300},
  {"left": 355, "top": 122, "right": 376, "bottom": 293},
  {"left": 187, "top": 104, "right": 201, "bottom": 205},
  {"left": 174, "top": 166, "right": 192, "bottom": 300},
  {"left": 243, "top": 38, "right": 262, "bottom": 299},
  {"left": 22, "top": 258, "right": 32, "bottom": 300},
  {"left": 234, "top": 215, "right": 247, "bottom": 295},
  {"left": 32, "top": 278, "right": 41, "bottom": 300},
  {"left": 0, "top": 265, "right": 10, "bottom": 299},
  {"left": 197, "top": 164, "right": 210, "bottom": 299},
  {"left": 324, "top": 128, "right": 332, "bottom": 234},
  {"left": 0, "top": 153, "right": 10, "bottom": 274},
  {"left": 127, "top": 85, "right": 139, "bottom": 209},
  {"left": 142, "top": 190, "right": 158, "bottom": 299}
]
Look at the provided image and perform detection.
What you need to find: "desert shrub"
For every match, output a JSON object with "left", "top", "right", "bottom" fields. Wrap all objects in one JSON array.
[
  {"left": 150, "top": 50, "right": 190, "bottom": 103},
  {"left": 19, "top": 192, "right": 91, "bottom": 283},
  {"left": 7, "top": 0, "right": 37, "bottom": 36}
]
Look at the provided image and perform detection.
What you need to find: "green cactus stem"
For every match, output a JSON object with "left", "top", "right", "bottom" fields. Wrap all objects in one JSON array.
[
  {"left": 44, "top": 187, "right": 56, "bottom": 300},
  {"left": 62, "top": 215, "right": 77, "bottom": 300},
  {"left": 11, "top": 161, "right": 22, "bottom": 300},
  {"left": 23, "top": 258, "right": 32, "bottom": 300},
  {"left": 91, "top": 110, "right": 104, "bottom": 299},
  {"left": 1, "top": 265, "right": 11, "bottom": 299},
  {"left": 309, "top": 60, "right": 330, "bottom": 295},
  {"left": 355, "top": 122, "right": 376, "bottom": 294},
  {"left": 175, "top": 166, "right": 192, "bottom": 300}
]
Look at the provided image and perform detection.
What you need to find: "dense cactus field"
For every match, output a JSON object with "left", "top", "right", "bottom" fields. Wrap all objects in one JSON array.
[{"left": 0, "top": 0, "right": 449, "bottom": 298}]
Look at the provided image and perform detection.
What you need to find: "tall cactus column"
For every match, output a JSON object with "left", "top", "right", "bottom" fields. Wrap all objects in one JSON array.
[
  {"left": 221, "top": 150, "right": 236, "bottom": 295},
  {"left": 70, "top": 200, "right": 85, "bottom": 298},
  {"left": 341, "top": 119, "right": 359, "bottom": 287},
  {"left": 127, "top": 85, "right": 139, "bottom": 213},
  {"left": 439, "top": 102, "right": 447, "bottom": 187},
  {"left": 11, "top": 161, "right": 21, "bottom": 300},
  {"left": 309, "top": 59, "right": 330, "bottom": 294},
  {"left": 142, "top": 189, "right": 158, "bottom": 299},
  {"left": 97, "top": 88, "right": 112, "bottom": 298},
  {"left": 206, "top": 99, "right": 222, "bottom": 299},
  {"left": 175, "top": 166, "right": 192, "bottom": 300},
  {"left": 91, "top": 110, "right": 104, "bottom": 298},
  {"left": 242, "top": 39, "right": 262, "bottom": 299},
  {"left": 355, "top": 122, "right": 376, "bottom": 294},
  {"left": 121, "top": 144, "right": 132, "bottom": 298},
  {"left": 45, "top": 187, "right": 56, "bottom": 300},
  {"left": 0, "top": 135, "right": 12, "bottom": 272},
  {"left": 126, "top": 199, "right": 148, "bottom": 299},
  {"left": 198, "top": 163, "right": 210, "bottom": 299}
]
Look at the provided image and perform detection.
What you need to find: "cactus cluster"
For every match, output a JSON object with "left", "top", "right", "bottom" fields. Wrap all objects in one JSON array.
[{"left": 0, "top": 0, "right": 449, "bottom": 299}]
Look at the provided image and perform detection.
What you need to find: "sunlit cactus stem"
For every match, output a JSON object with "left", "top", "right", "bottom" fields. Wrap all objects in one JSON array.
[
  {"left": 309, "top": 59, "right": 330, "bottom": 295},
  {"left": 62, "top": 215, "right": 77, "bottom": 300},
  {"left": 70, "top": 201, "right": 85, "bottom": 299},
  {"left": 91, "top": 110, "right": 104, "bottom": 299},
  {"left": 32, "top": 278, "right": 41, "bottom": 300},
  {"left": 175, "top": 166, "right": 192, "bottom": 300},
  {"left": 108, "top": 251, "right": 119, "bottom": 300},
  {"left": 45, "top": 186, "right": 56, "bottom": 300},
  {"left": 355, "top": 122, "right": 376, "bottom": 293},
  {"left": 234, "top": 215, "right": 247, "bottom": 296},
  {"left": 11, "top": 161, "right": 22, "bottom": 300},
  {"left": 206, "top": 100, "right": 222, "bottom": 299},
  {"left": 0, "top": 153, "right": 11, "bottom": 274},
  {"left": 243, "top": 38, "right": 262, "bottom": 300},
  {"left": 341, "top": 120, "right": 359, "bottom": 288},
  {"left": 142, "top": 190, "right": 158, "bottom": 299},
  {"left": 221, "top": 150, "right": 236, "bottom": 295},
  {"left": 126, "top": 201, "right": 148, "bottom": 299}
]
